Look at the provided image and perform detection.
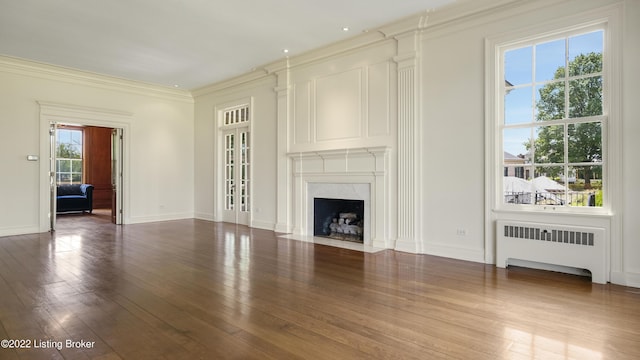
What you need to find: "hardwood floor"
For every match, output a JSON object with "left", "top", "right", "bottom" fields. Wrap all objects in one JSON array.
[{"left": 0, "top": 215, "right": 638, "bottom": 359}]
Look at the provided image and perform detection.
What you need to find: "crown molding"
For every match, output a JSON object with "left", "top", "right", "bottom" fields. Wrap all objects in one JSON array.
[
  {"left": 38, "top": 101, "right": 133, "bottom": 121},
  {"left": 191, "top": 63, "right": 279, "bottom": 98},
  {"left": 418, "top": 0, "right": 616, "bottom": 39},
  {"left": 289, "top": 33, "right": 392, "bottom": 71},
  {"left": 0, "top": 55, "right": 193, "bottom": 103},
  {"left": 378, "top": 11, "right": 430, "bottom": 38},
  {"left": 425, "top": 0, "right": 523, "bottom": 29},
  {"left": 276, "top": 9, "right": 429, "bottom": 70}
]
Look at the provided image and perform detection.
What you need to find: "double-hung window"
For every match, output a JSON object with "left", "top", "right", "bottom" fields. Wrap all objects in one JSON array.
[
  {"left": 56, "top": 128, "right": 84, "bottom": 184},
  {"left": 498, "top": 25, "right": 607, "bottom": 209}
]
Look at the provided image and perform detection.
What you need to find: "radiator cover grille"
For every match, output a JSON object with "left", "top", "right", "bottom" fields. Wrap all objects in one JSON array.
[
  {"left": 503, "top": 225, "right": 595, "bottom": 246},
  {"left": 496, "top": 221, "right": 607, "bottom": 284}
]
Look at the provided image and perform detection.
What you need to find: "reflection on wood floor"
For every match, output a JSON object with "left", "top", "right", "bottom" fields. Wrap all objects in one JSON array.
[{"left": 0, "top": 217, "right": 638, "bottom": 359}]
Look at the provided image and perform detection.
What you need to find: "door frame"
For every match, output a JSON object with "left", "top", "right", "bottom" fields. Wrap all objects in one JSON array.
[
  {"left": 220, "top": 126, "right": 251, "bottom": 226},
  {"left": 111, "top": 128, "right": 124, "bottom": 224},
  {"left": 214, "top": 97, "right": 253, "bottom": 226},
  {"left": 39, "top": 102, "right": 131, "bottom": 231}
]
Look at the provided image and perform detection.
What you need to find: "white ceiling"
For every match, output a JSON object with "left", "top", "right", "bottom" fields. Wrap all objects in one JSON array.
[{"left": 0, "top": 0, "right": 458, "bottom": 90}]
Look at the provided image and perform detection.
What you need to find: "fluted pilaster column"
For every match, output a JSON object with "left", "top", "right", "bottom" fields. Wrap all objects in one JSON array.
[
  {"left": 394, "top": 31, "right": 422, "bottom": 253},
  {"left": 273, "top": 63, "right": 293, "bottom": 233}
]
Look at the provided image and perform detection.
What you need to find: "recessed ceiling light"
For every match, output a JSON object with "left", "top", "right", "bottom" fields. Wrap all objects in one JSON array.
[
  {"left": 342, "top": 26, "right": 350, "bottom": 32},
  {"left": 173, "top": 84, "right": 180, "bottom": 88},
  {"left": 283, "top": 49, "right": 289, "bottom": 54}
]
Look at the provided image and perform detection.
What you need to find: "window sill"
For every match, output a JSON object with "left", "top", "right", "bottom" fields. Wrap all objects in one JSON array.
[{"left": 493, "top": 206, "right": 613, "bottom": 219}]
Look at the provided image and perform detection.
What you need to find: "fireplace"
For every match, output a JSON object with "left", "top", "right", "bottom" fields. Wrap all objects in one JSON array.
[
  {"left": 314, "top": 198, "right": 364, "bottom": 243},
  {"left": 288, "top": 147, "right": 391, "bottom": 249}
]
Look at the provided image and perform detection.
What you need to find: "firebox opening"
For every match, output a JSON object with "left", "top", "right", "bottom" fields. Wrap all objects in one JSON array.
[{"left": 313, "top": 198, "right": 364, "bottom": 243}]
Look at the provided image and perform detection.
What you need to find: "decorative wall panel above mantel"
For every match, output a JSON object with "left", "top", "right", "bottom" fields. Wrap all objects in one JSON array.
[{"left": 287, "top": 42, "right": 397, "bottom": 154}]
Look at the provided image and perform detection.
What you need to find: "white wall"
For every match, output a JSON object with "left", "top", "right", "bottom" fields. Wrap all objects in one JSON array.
[
  {"left": 0, "top": 57, "right": 194, "bottom": 236},
  {"left": 421, "top": 27, "right": 487, "bottom": 262},
  {"left": 621, "top": 0, "right": 640, "bottom": 285}
]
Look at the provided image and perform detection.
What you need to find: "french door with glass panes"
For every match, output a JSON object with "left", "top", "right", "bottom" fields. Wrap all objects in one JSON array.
[{"left": 221, "top": 126, "right": 250, "bottom": 225}]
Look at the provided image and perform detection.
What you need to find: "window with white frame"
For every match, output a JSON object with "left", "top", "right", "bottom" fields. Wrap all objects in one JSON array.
[
  {"left": 56, "top": 128, "right": 83, "bottom": 184},
  {"left": 498, "top": 26, "right": 606, "bottom": 209},
  {"left": 223, "top": 106, "right": 249, "bottom": 126}
]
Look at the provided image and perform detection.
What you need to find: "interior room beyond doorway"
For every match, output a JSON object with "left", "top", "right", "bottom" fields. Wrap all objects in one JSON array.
[{"left": 55, "top": 124, "right": 119, "bottom": 224}]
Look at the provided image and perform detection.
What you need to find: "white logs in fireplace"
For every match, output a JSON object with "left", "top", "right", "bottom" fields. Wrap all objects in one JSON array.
[
  {"left": 314, "top": 197, "right": 365, "bottom": 243},
  {"left": 306, "top": 182, "right": 370, "bottom": 244}
]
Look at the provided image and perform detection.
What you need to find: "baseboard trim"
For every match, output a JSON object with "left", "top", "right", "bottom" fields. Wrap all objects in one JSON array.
[
  {"left": 371, "top": 237, "right": 390, "bottom": 249},
  {"left": 611, "top": 271, "right": 640, "bottom": 288},
  {"left": 128, "top": 212, "right": 194, "bottom": 224},
  {"left": 194, "top": 212, "right": 215, "bottom": 221},
  {"left": 251, "top": 220, "right": 276, "bottom": 231},
  {"left": 0, "top": 225, "right": 42, "bottom": 238},
  {"left": 394, "top": 238, "right": 418, "bottom": 253},
  {"left": 422, "top": 243, "right": 485, "bottom": 263},
  {"left": 274, "top": 223, "right": 293, "bottom": 234}
]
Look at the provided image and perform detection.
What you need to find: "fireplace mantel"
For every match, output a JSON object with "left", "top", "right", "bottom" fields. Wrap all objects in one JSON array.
[
  {"left": 287, "top": 146, "right": 390, "bottom": 160},
  {"left": 288, "top": 146, "right": 392, "bottom": 249}
]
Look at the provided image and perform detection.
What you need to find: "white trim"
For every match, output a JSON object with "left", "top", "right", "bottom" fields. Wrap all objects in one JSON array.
[
  {"left": 38, "top": 101, "right": 132, "bottom": 231},
  {"left": 485, "top": 5, "right": 622, "bottom": 212},
  {"left": 194, "top": 212, "right": 215, "bottom": 221},
  {"left": 274, "top": 66, "right": 293, "bottom": 234},
  {"left": 0, "top": 226, "right": 41, "bottom": 238},
  {"left": 2, "top": 56, "right": 193, "bottom": 103},
  {"left": 250, "top": 220, "right": 276, "bottom": 231},
  {"left": 128, "top": 212, "right": 194, "bottom": 224},
  {"left": 288, "top": 146, "right": 391, "bottom": 250},
  {"left": 214, "top": 97, "right": 254, "bottom": 225},
  {"left": 423, "top": 243, "right": 486, "bottom": 264},
  {"left": 610, "top": 272, "right": 640, "bottom": 289},
  {"left": 495, "top": 26, "right": 609, "bottom": 214}
]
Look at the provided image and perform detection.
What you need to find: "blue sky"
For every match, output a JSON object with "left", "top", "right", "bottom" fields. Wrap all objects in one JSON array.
[
  {"left": 57, "top": 128, "right": 83, "bottom": 155},
  {"left": 502, "top": 30, "right": 603, "bottom": 157}
]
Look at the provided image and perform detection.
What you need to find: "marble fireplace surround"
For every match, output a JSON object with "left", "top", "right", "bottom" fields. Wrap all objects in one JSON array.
[
  {"left": 308, "top": 183, "right": 369, "bottom": 242},
  {"left": 288, "top": 147, "right": 391, "bottom": 251}
]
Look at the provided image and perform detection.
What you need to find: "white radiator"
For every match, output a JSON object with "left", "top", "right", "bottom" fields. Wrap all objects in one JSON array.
[{"left": 496, "top": 220, "right": 607, "bottom": 284}]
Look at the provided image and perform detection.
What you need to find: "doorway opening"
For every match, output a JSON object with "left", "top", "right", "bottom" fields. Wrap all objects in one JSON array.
[
  {"left": 39, "top": 102, "right": 130, "bottom": 233},
  {"left": 50, "top": 124, "right": 123, "bottom": 229}
]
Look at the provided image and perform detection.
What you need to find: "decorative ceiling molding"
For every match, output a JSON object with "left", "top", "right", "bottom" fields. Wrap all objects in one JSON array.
[
  {"left": 378, "top": 12, "right": 430, "bottom": 38},
  {"left": 191, "top": 0, "right": 531, "bottom": 95},
  {"left": 1, "top": 56, "right": 193, "bottom": 103}
]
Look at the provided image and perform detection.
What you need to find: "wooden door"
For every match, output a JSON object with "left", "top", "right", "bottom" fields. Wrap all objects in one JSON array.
[{"left": 84, "top": 126, "right": 113, "bottom": 209}]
